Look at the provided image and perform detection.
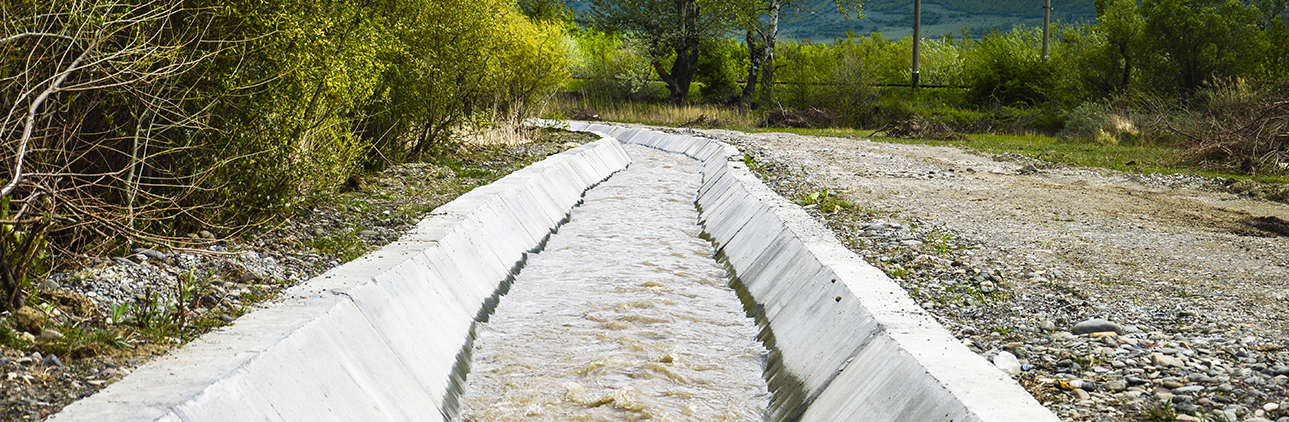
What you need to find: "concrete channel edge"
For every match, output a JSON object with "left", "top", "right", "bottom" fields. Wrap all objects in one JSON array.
[
  {"left": 49, "top": 137, "right": 633, "bottom": 422},
  {"left": 562, "top": 121, "right": 1061, "bottom": 422}
]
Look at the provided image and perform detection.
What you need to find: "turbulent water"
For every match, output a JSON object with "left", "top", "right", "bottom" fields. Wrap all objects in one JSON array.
[{"left": 455, "top": 145, "right": 769, "bottom": 421}]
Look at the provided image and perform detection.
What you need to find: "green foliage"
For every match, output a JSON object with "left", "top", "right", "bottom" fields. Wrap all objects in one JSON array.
[
  {"left": 1139, "top": 401, "right": 1178, "bottom": 421},
  {"left": 696, "top": 38, "right": 748, "bottom": 103},
  {"left": 570, "top": 30, "right": 665, "bottom": 102},
  {"left": 798, "top": 189, "right": 854, "bottom": 213},
  {"left": 2, "top": 0, "right": 573, "bottom": 262},
  {"left": 0, "top": 323, "right": 32, "bottom": 351},
  {"left": 962, "top": 26, "right": 1055, "bottom": 107},
  {"left": 586, "top": 0, "right": 738, "bottom": 103},
  {"left": 1140, "top": 0, "right": 1268, "bottom": 94}
]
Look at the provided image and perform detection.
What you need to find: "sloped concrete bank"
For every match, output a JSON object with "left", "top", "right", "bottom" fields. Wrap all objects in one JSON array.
[
  {"left": 566, "top": 121, "right": 1061, "bottom": 422},
  {"left": 49, "top": 138, "right": 632, "bottom": 422}
]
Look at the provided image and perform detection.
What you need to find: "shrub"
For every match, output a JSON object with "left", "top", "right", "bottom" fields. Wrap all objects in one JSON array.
[
  {"left": 1059, "top": 100, "right": 1143, "bottom": 145},
  {"left": 962, "top": 26, "right": 1056, "bottom": 108}
]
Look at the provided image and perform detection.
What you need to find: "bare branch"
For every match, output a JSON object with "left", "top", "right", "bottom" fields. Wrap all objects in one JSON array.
[{"left": 2, "top": 40, "right": 98, "bottom": 198}]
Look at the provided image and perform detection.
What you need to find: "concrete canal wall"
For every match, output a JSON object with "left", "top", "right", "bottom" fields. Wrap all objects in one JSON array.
[
  {"left": 53, "top": 121, "right": 1060, "bottom": 422},
  {"left": 50, "top": 138, "right": 633, "bottom": 422},
  {"left": 566, "top": 122, "right": 1060, "bottom": 422}
]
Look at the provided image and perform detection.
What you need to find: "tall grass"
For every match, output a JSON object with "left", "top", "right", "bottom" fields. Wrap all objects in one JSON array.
[{"left": 546, "top": 96, "right": 761, "bottom": 128}]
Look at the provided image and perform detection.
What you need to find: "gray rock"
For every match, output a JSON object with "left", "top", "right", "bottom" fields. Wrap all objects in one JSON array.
[
  {"left": 240, "top": 269, "right": 267, "bottom": 283},
  {"left": 219, "top": 314, "right": 235, "bottom": 323},
  {"left": 42, "top": 354, "right": 63, "bottom": 367},
  {"left": 1173, "top": 385, "right": 1205, "bottom": 393},
  {"left": 39, "top": 279, "right": 60, "bottom": 291},
  {"left": 38, "top": 329, "right": 64, "bottom": 342},
  {"left": 1174, "top": 402, "right": 1198, "bottom": 413},
  {"left": 359, "top": 229, "right": 378, "bottom": 237},
  {"left": 1272, "top": 366, "right": 1289, "bottom": 376},
  {"left": 132, "top": 248, "right": 168, "bottom": 260},
  {"left": 1072, "top": 318, "right": 1124, "bottom": 335},
  {"left": 1106, "top": 380, "right": 1128, "bottom": 392},
  {"left": 1154, "top": 353, "right": 1186, "bottom": 368}
]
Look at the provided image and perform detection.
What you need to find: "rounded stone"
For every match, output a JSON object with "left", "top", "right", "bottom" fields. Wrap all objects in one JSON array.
[{"left": 1072, "top": 318, "right": 1125, "bottom": 335}]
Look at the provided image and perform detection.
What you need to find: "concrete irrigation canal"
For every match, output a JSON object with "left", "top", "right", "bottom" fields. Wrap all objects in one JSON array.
[{"left": 50, "top": 123, "right": 1061, "bottom": 422}]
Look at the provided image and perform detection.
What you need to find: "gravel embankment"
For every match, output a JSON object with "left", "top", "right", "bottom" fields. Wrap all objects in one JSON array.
[{"left": 689, "top": 126, "right": 1289, "bottom": 422}]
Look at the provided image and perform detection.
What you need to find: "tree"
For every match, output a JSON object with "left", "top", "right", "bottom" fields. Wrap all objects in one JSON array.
[
  {"left": 735, "top": 0, "right": 863, "bottom": 108},
  {"left": 587, "top": 0, "right": 737, "bottom": 104},
  {"left": 1095, "top": 0, "right": 1145, "bottom": 92},
  {"left": 1140, "top": 0, "right": 1266, "bottom": 94},
  {"left": 1, "top": 0, "right": 572, "bottom": 312}
]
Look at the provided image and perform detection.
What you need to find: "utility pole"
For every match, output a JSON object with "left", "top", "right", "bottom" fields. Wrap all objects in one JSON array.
[
  {"left": 912, "top": 0, "right": 921, "bottom": 89},
  {"left": 1042, "top": 0, "right": 1051, "bottom": 62}
]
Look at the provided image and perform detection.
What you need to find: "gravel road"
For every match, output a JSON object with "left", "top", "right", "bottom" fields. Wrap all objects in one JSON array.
[{"left": 685, "top": 126, "right": 1289, "bottom": 422}]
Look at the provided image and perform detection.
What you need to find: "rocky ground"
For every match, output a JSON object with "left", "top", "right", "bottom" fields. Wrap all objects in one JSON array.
[
  {"left": 6, "top": 122, "right": 1288, "bottom": 422},
  {"left": 0, "top": 129, "right": 594, "bottom": 421},
  {"left": 684, "top": 126, "right": 1289, "bottom": 422}
]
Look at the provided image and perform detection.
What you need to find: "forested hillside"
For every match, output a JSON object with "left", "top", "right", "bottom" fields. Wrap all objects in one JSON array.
[
  {"left": 782, "top": 0, "right": 1096, "bottom": 39},
  {"left": 565, "top": 0, "right": 1098, "bottom": 40}
]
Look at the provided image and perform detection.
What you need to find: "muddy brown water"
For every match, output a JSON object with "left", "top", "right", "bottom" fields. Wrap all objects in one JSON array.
[{"left": 455, "top": 145, "right": 770, "bottom": 421}]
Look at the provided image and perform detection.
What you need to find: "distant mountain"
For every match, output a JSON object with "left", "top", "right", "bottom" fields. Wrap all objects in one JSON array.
[
  {"left": 781, "top": 0, "right": 1096, "bottom": 41},
  {"left": 564, "top": 0, "right": 1098, "bottom": 41}
]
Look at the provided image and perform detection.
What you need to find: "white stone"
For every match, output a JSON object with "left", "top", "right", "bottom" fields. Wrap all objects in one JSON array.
[{"left": 994, "top": 351, "right": 1022, "bottom": 375}]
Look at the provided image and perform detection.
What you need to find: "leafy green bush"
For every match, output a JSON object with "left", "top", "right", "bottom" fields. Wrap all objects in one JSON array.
[
  {"left": 962, "top": 26, "right": 1056, "bottom": 108},
  {"left": 696, "top": 38, "right": 748, "bottom": 103}
]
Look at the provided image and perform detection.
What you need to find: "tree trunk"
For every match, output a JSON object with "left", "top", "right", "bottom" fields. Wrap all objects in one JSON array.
[
  {"left": 741, "top": 30, "right": 763, "bottom": 108},
  {"left": 757, "top": 0, "right": 781, "bottom": 108},
  {"left": 654, "top": 0, "right": 702, "bottom": 105}
]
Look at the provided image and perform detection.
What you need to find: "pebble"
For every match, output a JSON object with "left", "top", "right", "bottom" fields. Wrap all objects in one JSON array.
[
  {"left": 132, "top": 248, "right": 168, "bottom": 260},
  {"left": 38, "top": 329, "right": 64, "bottom": 342},
  {"left": 1071, "top": 318, "right": 1124, "bottom": 335},
  {"left": 993, "top": 351, "right": 1022, "bottom": 375},
  {"left": 1154, "top": 353, "right": 1186, "bottom": 368}
]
